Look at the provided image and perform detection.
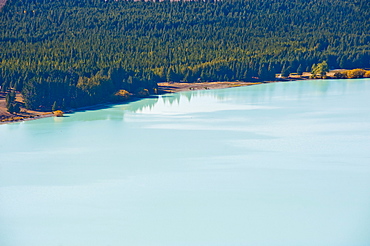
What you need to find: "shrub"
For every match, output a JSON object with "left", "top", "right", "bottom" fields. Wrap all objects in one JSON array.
[
  {"left": 136, "top": 88, "right": 150, "bottom": 97},
  {"left": 346, "top": 69, "right": 366, "bottom": 79},
  {"left": 113, "top": 90, "right": 130, "bottom": 101},
  {"left": 364, "top": 71, "right": 370, "bottom": 78},
  {"left": 53, "top": 110, "right": 64, "bottom": 117},
  {"left": 333, "top": 72, "right": 347, "bottom": 79}
]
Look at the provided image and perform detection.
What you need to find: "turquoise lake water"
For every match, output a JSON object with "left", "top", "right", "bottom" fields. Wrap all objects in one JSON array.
[{"left": 1, "top": 79, "right": 370, "bottom": 246}]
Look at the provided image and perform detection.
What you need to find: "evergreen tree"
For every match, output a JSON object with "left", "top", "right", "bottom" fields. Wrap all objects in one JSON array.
[
  {"left": 258, "top": 64, "right": 268, "bottom": 81},
  {"left": 166, "top": 67, "right": 177, "bottom": 82},
  {"left": 12, "top": 103, "right": 20, "bottom": 114},
  {"left": 267, "top": 63, "right": 276, "bottom": 80},
  {"left": 52, "top": 101, "right": 57, "bottom": 111},
  {"left": 297, "top": 64, "right": 303, "bottom": 75},
  {"left": 281, "top": 64, "right": 290, "bottom": 77},
  {"left": 7, "top": 103, "right": 14, "bottom": 114},
  {"left": 311, "top": 61, "right": 329, "bottom": 78},
  {"left": 5, "top": 90, "right": 16, "bottom": 109}
]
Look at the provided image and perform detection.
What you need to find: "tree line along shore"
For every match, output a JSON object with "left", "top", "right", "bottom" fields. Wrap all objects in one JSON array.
[
  {"left": 1, "top": 67, "right": 370, "bottom": 124},
  {"left": 1, "top": 0, "right": 369, "bottom": 122}
]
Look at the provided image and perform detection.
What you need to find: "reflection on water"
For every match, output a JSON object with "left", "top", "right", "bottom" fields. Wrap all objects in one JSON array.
[
  {"left": 125, "top": 79, "right": 360, "bottom": 116},
  {"left": 1, "top": 79, "right": 370, "bottom": 246},
  {"left": 43, "top": 79, "right": 360, "bottom": 123}
]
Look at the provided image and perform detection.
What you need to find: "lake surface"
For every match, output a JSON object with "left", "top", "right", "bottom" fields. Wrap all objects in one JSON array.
[{"left": 1, "top": 79, "right": 370, "bottom": 246}]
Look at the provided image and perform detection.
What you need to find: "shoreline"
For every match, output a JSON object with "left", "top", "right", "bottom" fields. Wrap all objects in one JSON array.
[
  {"left": 0, "top": 73, "right": 367, "bottom": 125},
  {"left": 157, "top": 81, "right": 266, "bottom": 94},
  {"left": 0, "top": 78, "right": 299, "bottom": 125},
  {"left": 0, "top": 113, "right": 53, "bottom": 124}
]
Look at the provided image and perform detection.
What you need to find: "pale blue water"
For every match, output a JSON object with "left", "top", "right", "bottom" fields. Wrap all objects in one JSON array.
[{"left": 1, "top": 79, "right": 370, "bottom": 246}]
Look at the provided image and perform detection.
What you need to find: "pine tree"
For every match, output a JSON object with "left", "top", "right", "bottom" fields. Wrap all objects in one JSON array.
[
  {"left": 258, "top": 64, "right": 268, "bottom": 81},
  {"left": 311, "top": 61, "right": 329, "bottom": 78},
  {"left": 166, "top": 67, "right": 177, "bottom": 82},
  {"left": 12, "top": 103, "right": 20, "bottom": 114},
  {"left": 7, "top": 103, "right": 14, "bottom": 113},
  {"left": 267, "top": 63, "right": 276, "bottom": 80},
  {"left": 281, "top": 64, "right": 290, "bottom": 77},
  {"left": 52, "top": 101, "right": 57, "bottom": 111},
  {"left": 6, "top": 90, "right": 16, "bottom": 109},
  {"left": 297, "top": 64, "right": 303, "bottom": 75}
]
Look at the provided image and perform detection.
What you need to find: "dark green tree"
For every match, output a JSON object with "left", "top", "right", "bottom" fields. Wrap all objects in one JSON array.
[
  {"left": 52, "top": 101, "right": 57, "bottom": 111},
  {"left": 281, "top": 64, "right": 290, "bottom": 77},
  {"left": 311, "top": 61, "right": 329, "bottom": 78},
  {"left": 297, "top": 64, "right": 303, "bottom": 75}
]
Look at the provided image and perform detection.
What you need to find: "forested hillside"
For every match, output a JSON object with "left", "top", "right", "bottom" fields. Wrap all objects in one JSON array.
[{"left": 0, "top": 0, "right": 369, "bottom": 110}]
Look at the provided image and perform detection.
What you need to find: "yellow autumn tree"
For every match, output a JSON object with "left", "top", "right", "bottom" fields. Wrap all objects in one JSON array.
[
  {"left": 346, "top": 69, "right": 366, "bottom": 79},
  {"left": 113, "top": 90, "right": 130, "bottom": 101},
  {"left": 53, "top": 110, "right": 64, "bottom": 117}
]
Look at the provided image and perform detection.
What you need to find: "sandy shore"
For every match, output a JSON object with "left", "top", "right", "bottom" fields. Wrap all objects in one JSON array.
[
  {"left": 157, "top": 71, "right": 323, "bottom": 94},
  {"left": 0, "top": 92, "right": 53, "bottom": 124},
  {"left": 157, "top": 81, "right": 266, "bottom": 94}
]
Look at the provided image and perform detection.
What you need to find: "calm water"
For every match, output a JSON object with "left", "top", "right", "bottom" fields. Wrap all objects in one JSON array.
[{"left": 1, "top": 79, "right": 370, "bottom": 246}]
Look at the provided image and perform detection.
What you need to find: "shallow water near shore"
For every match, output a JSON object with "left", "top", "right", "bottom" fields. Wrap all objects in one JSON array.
[{"left": 1, "top": 79, "right": 370, "bottom": 246}]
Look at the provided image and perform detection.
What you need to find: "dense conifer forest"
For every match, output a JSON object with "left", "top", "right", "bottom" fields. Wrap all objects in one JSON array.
[{"left": 0, "top": 0, "right": 369, "bottom": 110}]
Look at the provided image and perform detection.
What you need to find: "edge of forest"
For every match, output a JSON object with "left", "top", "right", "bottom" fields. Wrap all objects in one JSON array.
[{"left": 2, "top": 69, "right": 365, "bottom": 125}]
